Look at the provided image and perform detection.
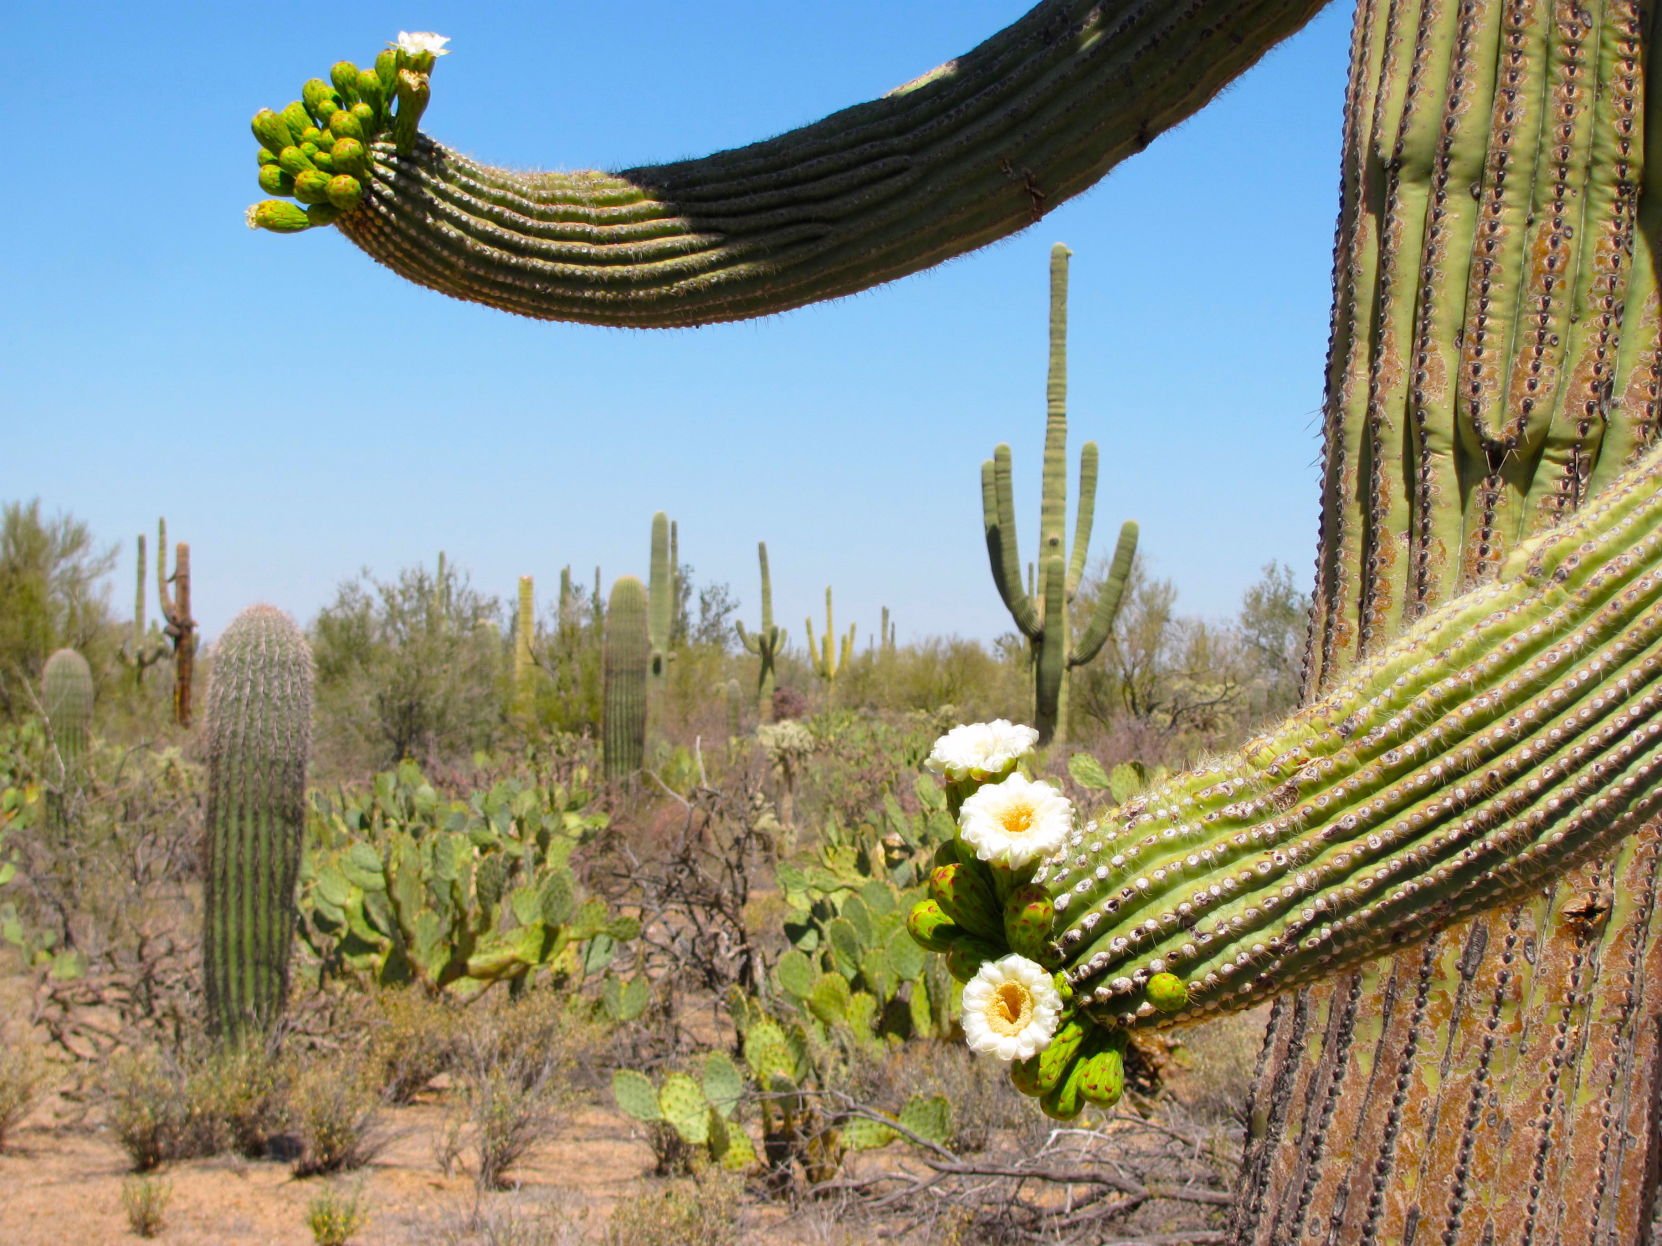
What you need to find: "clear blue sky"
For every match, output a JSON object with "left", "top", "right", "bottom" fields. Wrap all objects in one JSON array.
[{"left": 6, "top": 2, "right": 1353, "bottom": 647}]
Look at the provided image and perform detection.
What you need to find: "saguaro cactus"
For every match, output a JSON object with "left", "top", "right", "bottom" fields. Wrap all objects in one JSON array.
[
  {"left": 243, "top": 6, "right": 1329, "bottom": 326},
  {"left": 804, "top": 586, "right": 855, "bottom": 702},
  {"left": 603, "top": 577, "right": 649, "bottom": 783},
  {"left": 983, "top": 244, "right": 1137, "bottom": 746},
  {"left": 513, "top": 574, "right": 536, "bottom": 724},
  {"left": 156, "top": 517, "right": 197, "bottom": 728},
  {"left": 647, "top": 513, "right": 677, "bottom": 699},
  {"left": 116, "top": 533, "right": 168, "bottom": 686},
  {"left": 736, "top": 542, "right": 786, "bottom": 722},
  {"left": 42, "top": 648, "right": 92, "bottom": 776},
  {"left": 202, "top": 605, "right": 312, "bottom": 1042}
]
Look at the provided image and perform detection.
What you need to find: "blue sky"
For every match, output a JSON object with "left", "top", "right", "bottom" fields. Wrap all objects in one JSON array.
[{"left": 6, "top": 2, "right": 1352, "bottom": 646}]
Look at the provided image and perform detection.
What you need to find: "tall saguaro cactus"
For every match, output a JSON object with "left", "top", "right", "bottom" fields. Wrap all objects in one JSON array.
[
  {"left": 736, "top": 542, "right": 786, "bottom": 722},
  {"left": 203, "top": 605, "right": 312, "bottom": 1042},
  {"left": 156, "top": 517, "right": 197, "bottom": 728},
  {"left": 245, "top": 6, "right": 1330, "bottom": 325},
  {"left": 647, "top": 513, "right": 677, "bottom": 699},
  {"left": 603, "top": 576, "right": 649, "bottom": 783},
  {"left": 983, "top": 244, "right": 1138, "bottom": 745},
  {"left": 804, "top": 586, "right": 855, "bottom": 702},
  {"left": 513, "top": 575, "right": 536, "bottom": 724}
]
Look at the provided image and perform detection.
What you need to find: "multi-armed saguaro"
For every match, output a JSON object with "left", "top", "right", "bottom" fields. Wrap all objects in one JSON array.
[
  {"left": 202, "top": 605, "right": 312, "bottom": 1042},
  {"left": 983, "top": 244, "right": 1137, "bottom": 746},
  {"left": 804, "top": 586, "right": 855, "bottom": 703},
  {"left": 116, "top": 533, "right": 168, "bottom": 686},
  {"left": 736, "top": 542, "right": 786, "bottom": 722}
]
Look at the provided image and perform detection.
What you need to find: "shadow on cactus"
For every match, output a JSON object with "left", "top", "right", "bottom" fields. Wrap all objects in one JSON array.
[{"left": 296, "top": 759, "right": 637, "bottom": 1000}]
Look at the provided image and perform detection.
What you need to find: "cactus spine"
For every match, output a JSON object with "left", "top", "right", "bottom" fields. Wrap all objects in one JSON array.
[
  {"left": 42, "top": 649, "right": 92, "bottom": 827},
  {"left": 603, "top": 577, "right": 649, "bottom": 783},
  {"left": 804, "top": 586, "right": 855, "bottom": 702},
  {"left": 983, "top": 245, "right": 1137, "bottom": 745},
  {"left": 736, "top": 542, "right": 786, "bottom": 722},
  {"left": 156, "top": 517, "right": 197, "bottom": 728},
  {"left": 116, "top": 533, "right": 168, "bottom": 685},
  {"left": 203, "top": 605, "right": 312, "bottom": 1042},
  {"left": 513, "top": 574, "right": 535, "bottom": 723},
  {"left": 254, "top": 5, "right": 1330, "bottom": 326}
]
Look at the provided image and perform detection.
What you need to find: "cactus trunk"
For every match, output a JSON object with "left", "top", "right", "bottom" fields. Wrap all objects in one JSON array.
[
  {"left": 1232, "top": 3, "right": 1662, "bottom": 1240},
  {"left": 157, "top": 518, "right": 197, "bottom": 728},
  {"left": 604, "top": 576, "right": 649, "bottom": 783},
  {"left": 513, "top": 574, "right": 535, "bottom": 724},
  {"left": 983, "top": 244, "right": 1137, "bottom": 745},
  {"left": 202, "top": 605, "right": 312, "bottom": 1042}
]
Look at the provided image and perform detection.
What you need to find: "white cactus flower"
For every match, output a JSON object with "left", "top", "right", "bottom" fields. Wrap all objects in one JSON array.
[
  {"left": 962, "top": 954, "right": 1063, "bottom": 1061},
  {"left": 393, "top": 31, "right": 450, "bottom": 57},
  {"left": 924, "top": 719, "right": 1039, "bottom": 782},
  {"left": 958, "top": 772, "right": 1072, "bottom": 869}
]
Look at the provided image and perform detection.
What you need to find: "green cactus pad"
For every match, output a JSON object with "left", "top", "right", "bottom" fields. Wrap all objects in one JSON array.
[
  {"left": 700, "top": 1052, "right": 744, "bottom": 1120},
  {"left": 775, "top": 948, "right": 815, "bottom": 999},
  {"left": 898, "top": 1094, "right": 952, "bottom": 1146},
  {"left": 807, "top": 971, "right": 853, "bottom": 1026},
  {"left": 658, "top": 1072, "right": 710, "bottom": 1146},
  {"left": 612, "top": 1068, "right": 663, "bottom": 1123}
]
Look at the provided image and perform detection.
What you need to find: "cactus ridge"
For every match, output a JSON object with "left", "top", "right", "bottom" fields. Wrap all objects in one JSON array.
[
  {"left": 202, "top": 604, "right": 313, "bottom": 1041},
  {"left": 250, "top": 4, "right": 1327, "bottom": 326},
  {"left": 1035, "top": 446, "right": 1662, "bottom": 1026}
]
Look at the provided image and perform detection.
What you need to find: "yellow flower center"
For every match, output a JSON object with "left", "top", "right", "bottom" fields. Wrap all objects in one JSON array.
[
  {"left": 985, "top": 981, "right": 1033, "bottom": 1036},
  {"left": 1000, "top": 802, "right": 1035, "bottom": 835}
]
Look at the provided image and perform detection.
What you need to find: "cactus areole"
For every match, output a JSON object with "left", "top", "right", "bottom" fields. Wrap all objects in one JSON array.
[
  {"left": 244, "top": 3, "right": 1328, "bottom": 326},
  {"left": 203, "top": 605, "right": 313, "bottom": 1042}
]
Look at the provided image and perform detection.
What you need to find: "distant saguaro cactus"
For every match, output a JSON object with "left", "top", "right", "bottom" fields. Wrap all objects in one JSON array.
[
  {"left": 982, "top": 244, "right": 1137, "bottom": 745},
  {"left": 116, "top": 533, "right": 168, "bottom": 686},
  {"left": 156, "top": 517, "right": 197, "bottom": 728},
  {"left": 203, "top": 605, "right": 312, "bottom": 1042},
  {"left": 805, "top": 586, "right": 855, "bottom": 703},
  {"left": 42, "top": 649, "right": 93, "bottom": 831},
  {"left": 513, "top": 574, "right": 536, "bottom": 724},
  {"left": 736, "top": 542, "right": 786, "bottom": 722},
  {"left": 603, "top": 577, "right": 649, "bottom": 783},
  {"left": 647, "top": 513, "right": 677, "bottom": 697}
]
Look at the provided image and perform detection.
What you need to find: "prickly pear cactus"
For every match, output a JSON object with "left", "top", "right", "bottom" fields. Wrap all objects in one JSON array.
[
  {"left": 602, "top": 576, "right": 649, "bottom": 783},
  {"left": 611, "top": 1052, "right": 758, "bottom": 1175},
  {"left": 203, "top": 605, "right": 312, "bottom": 1041}
]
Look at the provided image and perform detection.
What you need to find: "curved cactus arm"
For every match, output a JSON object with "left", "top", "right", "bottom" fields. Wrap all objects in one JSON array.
[
  {"left": 1038, "top": 442, "right": 1662, "bottom": 1029},
  {"left": 983, "top": 449, "right": 1040, "bottom": 637},
  {"left": 1070, "top": 520, "right": 1138, "bottom": 667},
  {"left": 246, "top": 2, "right": 1328, "bottom": 327}
]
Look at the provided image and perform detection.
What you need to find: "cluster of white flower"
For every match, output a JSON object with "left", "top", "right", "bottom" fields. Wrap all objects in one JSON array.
[
  {"left": 923, "top": 719, "right": 1038, "bottom": 783},
  {"left": 924, "top": 720, "right": 1079, "bottom": 1064},
  {"left": 392, "top": 31, "right": 450, "bottom": 57}
]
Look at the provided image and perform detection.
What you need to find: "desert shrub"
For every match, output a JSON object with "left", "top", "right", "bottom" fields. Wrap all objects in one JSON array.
[
  {"left": 290, "top": 1053, "right": 385, "bottom": 1177},
  {"left": 366, "top": 987, "right": 463, "bottom": 1103},
  {"left": 186, "top": 1039, "right": 288, "bottom": 1157},
  {"left": 105, "top": 1038, "right": 291, "bottom": 1168},
  {"left": 447, "top": 989, "right": 605, "bottom": 1190},
  {"left": 120, "top": 1174, "right": 171, "bottom": 1237},
  {"left": 600, "top": 1172, "right": 742, "bottom": 1246},
  {"left": 306, "top": 1183, "right": 368, "bottom": 1246},
  {"left": 0, "top": 1032, "right": 50, "bottom": 1150},
  {"left": 437, "top": 1193, "right": 587, "bottom": 1246},
  {"left": 106, "top": 1048, "right": 195, "bottom": 1171}
]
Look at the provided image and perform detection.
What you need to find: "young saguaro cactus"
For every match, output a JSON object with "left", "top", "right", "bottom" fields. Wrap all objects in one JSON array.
[
  {"left": 603, "top": 577, "right": 649, "bottom": 783},
  {"left": 243, "top": 6, "right": 1329, "bottom": 326},
  {"left": 804, "top": 587, "right": 855, "bottom": 703},
  {"left": 202, "top": 605, "right": 313, "bottom": 1042},
  {"left": 735, "top": 542, "right": 786, "bottom": 722},
  {"left": 42, "top": 648, "right": 93, "bottom": 778},
  {"left": 984, "top": 244, "right": 1137, "bottom": 746},
  {"left": 513, "top": 574, "right": 536, "bottom": 724}
]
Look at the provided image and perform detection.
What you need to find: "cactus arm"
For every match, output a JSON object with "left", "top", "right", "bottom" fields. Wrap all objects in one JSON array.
[
  {"left": 202, "top": 606, "right": 311, "bottom": 1041},
  {"left": 1066, "top": 442, "right": 1099, "bottom": 598},
  {"left": 1042, "top": 442, "right": 1662, "bottom": 1028},
  {"left": 983, "top": 449, "right": 1040, "bottom": 637},
  {"left": 250, "top": 1, "right": 1328, "bottom": 327},
  {"left": 1069, "top": 520, "right": 1138, "bottom": 667}
]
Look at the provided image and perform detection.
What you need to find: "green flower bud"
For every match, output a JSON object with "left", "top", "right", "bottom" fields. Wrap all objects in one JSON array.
[
  {"left": 329, "top": 61, "right": 361, "bottom": 103},
  {"left": 257, "top": 164, "right": 294, "bottom": 196},
  {"left": 292, "top": 169, "right": 331, "bottom": 205},
  {"left": 1145, "top": 972, "right": 1189, "bottom": 1014},
  {"left": 325, "top": 175, "right": 363, "bottom": 211},
  {"left": 256, "top": 148, "right": 278, "bottom": 167},
  {"left": 393, "top": 67, "right": 430, "bottom": 154},
  {"left": 301, "top": 78, "right": 340, "bottom": 123},
  {"left": 299, "top": 141, "right": 319, "bottom": 159},
  {"left": 277, "top": 145, "right": 315, "bottom": 177},
  {"left": 305, "top": 203, "right": 340, "bottom": 227},
  {"left": 280, "top": 101, "right": 311, "bottom": 142},
  {"left": 312, "top": 151, "right": 335, "bottom": 173},
  {"left": 329, "top": 137, "right": 367, "bottom": 178},
  {"left": 326, "top": 108, "right": 364, "bottom": 142},
  {"left": 374, "top": 49, "right": 398, "bottom": 94},
  {"left": 246, "top": 200, "right": 312, "bottom": 232},
  {"left": 300, "top": 125, "right": 324, "bottom": 146},
  {"left": 349, "top": 102, "right": 375, "bottom": 130},
  {"left": 251, "top": 108, "right": 293, "bottom": 154},
  {"left": 355, "top": 68, "right": 384, "bottom": 115}
]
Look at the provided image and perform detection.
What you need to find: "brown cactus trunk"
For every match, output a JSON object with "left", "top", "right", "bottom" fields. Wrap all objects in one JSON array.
[{"left": 1233, "top": 2, "right": 1662, "bottom": 1241}]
